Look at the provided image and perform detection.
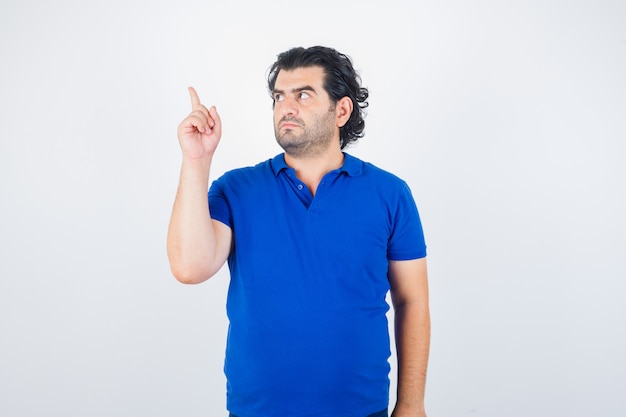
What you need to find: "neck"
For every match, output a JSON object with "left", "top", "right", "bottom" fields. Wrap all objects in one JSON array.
[{"left": 284, "top": 146, "right": 344, "bottom": 196}]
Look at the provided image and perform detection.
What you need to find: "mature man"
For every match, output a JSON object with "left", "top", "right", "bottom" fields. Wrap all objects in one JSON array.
[{"left": 167, "top": 46, "right": 430, "bottom": 417}]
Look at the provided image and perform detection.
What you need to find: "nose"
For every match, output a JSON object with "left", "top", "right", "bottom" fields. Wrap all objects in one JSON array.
[{"left": 277, "top": 96, "right": 298, "bottom": 117}]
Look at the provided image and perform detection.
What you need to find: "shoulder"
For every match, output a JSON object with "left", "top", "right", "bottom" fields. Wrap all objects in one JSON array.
[
  {"left": 346, "top": 153, "right": 411, "bottom": 191},
  {"left": 222, "top": 158, "right": 272, "bottom": 178},
  {"left": 214, "top": 158, "right": 275, "bottom": 187}
]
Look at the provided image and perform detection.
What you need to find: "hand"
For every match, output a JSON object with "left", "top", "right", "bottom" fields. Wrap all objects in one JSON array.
[{"left": 177, "top": 87, "right": 222, "bottom": 160}]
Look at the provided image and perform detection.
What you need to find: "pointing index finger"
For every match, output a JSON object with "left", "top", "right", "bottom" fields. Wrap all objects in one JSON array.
[{"left": 188, "top": 86, "right": 201, "bottom": 109}]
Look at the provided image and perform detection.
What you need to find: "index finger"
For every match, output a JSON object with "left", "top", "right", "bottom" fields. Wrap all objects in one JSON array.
[{"left": 188, "top": 86, "right": 201, "bottom": 109}]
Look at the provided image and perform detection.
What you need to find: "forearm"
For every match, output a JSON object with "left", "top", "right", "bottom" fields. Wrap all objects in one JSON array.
[
  {"left": 167, "top": 158, "right": 218, "bottom": 284},
  {"left": 393, "top": 301, "right": 430, "bottom": 415}
]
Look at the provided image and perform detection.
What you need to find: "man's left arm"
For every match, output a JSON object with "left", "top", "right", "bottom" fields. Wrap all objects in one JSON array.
[{"left": 388, "top": 257, "right": 430, "bottom": 417}]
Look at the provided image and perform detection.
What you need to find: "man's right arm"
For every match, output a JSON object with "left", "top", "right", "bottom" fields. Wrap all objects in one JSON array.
[{"left": 166, "top": 87, "right": 232, "bottom": 284}]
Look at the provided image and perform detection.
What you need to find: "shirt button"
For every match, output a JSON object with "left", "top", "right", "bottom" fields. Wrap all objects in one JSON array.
[{"left": 297, "top": 184, "right": 304, "bottom": 190}]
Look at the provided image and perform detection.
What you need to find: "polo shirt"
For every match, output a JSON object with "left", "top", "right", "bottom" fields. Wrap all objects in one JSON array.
[{"left": 208, "top": 153, "right": 427, "bottom": 417}]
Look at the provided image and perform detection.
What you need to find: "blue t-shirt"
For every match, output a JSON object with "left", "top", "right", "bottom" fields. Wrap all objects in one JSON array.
[{"left": 208, "top": 153, "right": 426, "bottom": 417}]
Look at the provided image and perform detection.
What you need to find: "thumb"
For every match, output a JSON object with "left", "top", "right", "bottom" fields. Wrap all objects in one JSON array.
[{"left": 209, "top": 106, "right": 222, "bottom": 138}]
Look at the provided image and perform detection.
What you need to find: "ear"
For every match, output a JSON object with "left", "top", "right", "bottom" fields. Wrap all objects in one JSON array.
[{"left": 335, "top": 96, "right": 353, "bottom": 128}]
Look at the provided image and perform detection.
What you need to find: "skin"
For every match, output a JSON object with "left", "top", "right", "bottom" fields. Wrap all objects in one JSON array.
[
  {"left": 273, "top": 68, "right": 338, "bottom": 160},
  {"left": 389, "top": 258, "right": 430, "bottom": 417},
  {"left": 166, "top": 66, "right": 430, "bottom": 417},
  {"left": 272, "top": 66, "right": 352, "bottom": 194}
]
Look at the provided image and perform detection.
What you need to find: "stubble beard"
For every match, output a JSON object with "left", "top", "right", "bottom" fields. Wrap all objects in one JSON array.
[{"left": 274, "top": 107, "right": 337, "bottom": 159}]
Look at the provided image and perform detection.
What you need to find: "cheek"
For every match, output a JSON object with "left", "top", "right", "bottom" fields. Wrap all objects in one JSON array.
[{"left": 274, "top": 101, "right": 286, "bottom": 115}]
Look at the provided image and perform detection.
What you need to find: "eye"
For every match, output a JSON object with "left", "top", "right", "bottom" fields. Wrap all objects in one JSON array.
[
  {"left": 274, "top": 93, "right": 284, "bottom": 102},
  {"left": 299, "top": 91, "right": 310, "bottom": 100}
]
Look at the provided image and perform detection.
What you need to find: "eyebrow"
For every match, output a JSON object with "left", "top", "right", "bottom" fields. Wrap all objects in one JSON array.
[{"left": 272, "top": 85, "right": 317, "bottom": 95}]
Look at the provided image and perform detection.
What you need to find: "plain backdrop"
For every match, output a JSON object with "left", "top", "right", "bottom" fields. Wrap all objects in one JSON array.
[{"left": 1, "top": 0, "right": 625, "bottom": 416}]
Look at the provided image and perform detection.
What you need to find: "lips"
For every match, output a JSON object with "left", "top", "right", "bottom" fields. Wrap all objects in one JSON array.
[{"left": 279, "top": 118, "right": 302, "bottom": 129}]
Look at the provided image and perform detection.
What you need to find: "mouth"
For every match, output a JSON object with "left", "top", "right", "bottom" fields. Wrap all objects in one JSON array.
[{"left": 279, "top": 118, "right": 302, "bottom": 129}]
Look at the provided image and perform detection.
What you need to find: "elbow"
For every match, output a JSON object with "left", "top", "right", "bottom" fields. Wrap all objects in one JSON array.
[
  {"left": 167, "top": 246, "right": 215, "bottom": 284},
  {"left": 167, "top": 242, "right": 227, "bottom": 284},
  {"left": 169, "top": 262, "right": 215, "bottom": 285}
]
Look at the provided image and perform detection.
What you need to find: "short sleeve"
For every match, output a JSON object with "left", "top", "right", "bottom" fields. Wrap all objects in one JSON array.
[
  {"left": 386, "top": 182, "right": 427, "bottom": 261},
  {"left": 208, "top": 177, "right": 233, "bottom": 228}
]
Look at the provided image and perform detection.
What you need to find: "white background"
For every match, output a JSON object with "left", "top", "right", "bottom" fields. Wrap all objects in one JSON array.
[{"left": 1, "top": 1, "right": 625, "bottom": 416}]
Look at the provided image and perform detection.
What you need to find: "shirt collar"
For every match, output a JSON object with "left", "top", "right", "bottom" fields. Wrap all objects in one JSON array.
[
  {"left": 270, "top": 152, "right": 363, "bottom": 177},
  {"left": 270, "top": 153, "right": 290, "bottom": 176},
  {"left": 340, "top": 153, "right": 363, "bottom": 177}
]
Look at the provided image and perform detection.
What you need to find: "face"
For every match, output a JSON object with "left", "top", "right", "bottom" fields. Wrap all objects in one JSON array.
[{"left": 272, "top": 66, "right": 339, "bottom": 158}]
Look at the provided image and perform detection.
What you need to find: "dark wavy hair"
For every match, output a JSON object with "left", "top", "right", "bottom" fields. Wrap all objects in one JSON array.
[{"left": 267, "top": 46, "right": 369, "bottom": 149}]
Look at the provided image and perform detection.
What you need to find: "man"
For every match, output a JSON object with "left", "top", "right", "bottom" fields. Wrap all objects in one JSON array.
[{"left": 167, "top": 46, "right": 430, "bottom": 417}]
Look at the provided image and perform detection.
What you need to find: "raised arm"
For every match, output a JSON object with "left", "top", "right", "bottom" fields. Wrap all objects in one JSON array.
[
  {"left": 167, "top": 87, "right": 232, "bottom": 284},
  {"left": 388, "top": 257, "right": 430, "bottom": 417}
]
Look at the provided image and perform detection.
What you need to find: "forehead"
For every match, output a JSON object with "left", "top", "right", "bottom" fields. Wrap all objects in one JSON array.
[{"left": 274, "top": 66, "right": 326, "bottom": 90}]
